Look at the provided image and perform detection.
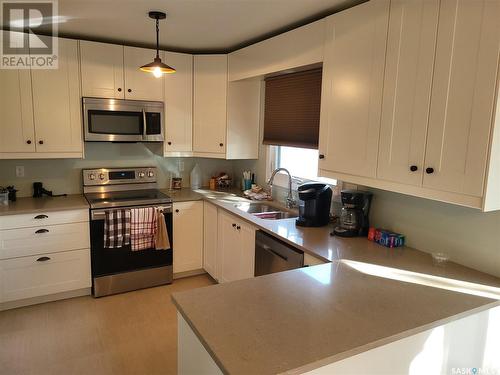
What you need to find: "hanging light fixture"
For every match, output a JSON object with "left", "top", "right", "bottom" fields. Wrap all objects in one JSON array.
[{"left": 140, "top": 11, "right": 175, "bottom": 77}]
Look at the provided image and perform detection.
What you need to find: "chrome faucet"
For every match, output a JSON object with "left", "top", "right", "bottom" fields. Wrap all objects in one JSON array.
[{"left": 267, "top": 168, "right": 297, "bottom": 209}]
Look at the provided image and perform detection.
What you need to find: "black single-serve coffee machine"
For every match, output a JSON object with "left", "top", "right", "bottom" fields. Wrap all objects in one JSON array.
[
  {"left": 296, "top": 183, "right": 332, "bottom": 227},
  {"left": 332, "top": 190, "right": 372, "bottom": 237}
]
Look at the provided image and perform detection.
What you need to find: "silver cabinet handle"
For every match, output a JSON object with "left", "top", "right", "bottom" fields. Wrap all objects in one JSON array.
[
  {"left": 35, "top": 229, "right": 49, "bottom": 234},
  {"left": 36, "top": 256, "right": 51, "bottom": 262},
  {"left": 34, "top": 214, "right": 48, "bottom": 219}
]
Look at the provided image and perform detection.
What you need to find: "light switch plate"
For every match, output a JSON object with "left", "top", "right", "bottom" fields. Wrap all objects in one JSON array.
[{"left": 15, "top": 166, "right": 25, "bottom": 178}]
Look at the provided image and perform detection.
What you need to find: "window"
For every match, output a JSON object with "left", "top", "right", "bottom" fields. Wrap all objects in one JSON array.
[{"left": 269, "top": 145, "right": 336, "bottom": 187}]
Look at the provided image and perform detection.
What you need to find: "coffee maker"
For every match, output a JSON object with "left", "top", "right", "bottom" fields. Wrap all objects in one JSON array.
[
  {"left": 332, "top": 190, "right": 372, "bottom": 237},
  {"left": 296, "top": 183, "right": 332, "bottom": 227}
]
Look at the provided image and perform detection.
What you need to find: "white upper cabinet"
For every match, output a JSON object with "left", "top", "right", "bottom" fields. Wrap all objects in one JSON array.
[
  {"left": 377, "top": 0, "right": 439, "bottom": 186},
  {"left": 31, "top": 37, "right": 82, "bottom": 154},
  {"left": 80, "top": 41, "right": 124, "bottom": 99},
  {"left": 318, "top": 0, "right": 500, "bottom": 210},
  {"left": 423, "top": 0, "right": 500, "bottom": 197},
  {"left": 164, "top": 52, "right": 193, "bottom": 155},
  {"left": 226, "top": 79, "right": 261, "bottom": 160},
  {"left": 193, "top": 55, "right": 228, "bottom": 155},
  {"left": 0, "top": 68, "right": 35, "bottom": 154},
  {"left": 228, "top": 19, "right": 325, "bottom": 82},
  {"left": 123, "top": 46, "right": 164, "bottom": 101},
  {"left": 318, "top": 0, "right": 390, "bottom": 178},
  {"left": 80, "top": 43, "right": 164, "bottom": 101}
]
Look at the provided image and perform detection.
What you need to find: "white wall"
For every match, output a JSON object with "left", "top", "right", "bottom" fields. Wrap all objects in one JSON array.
[
  {"left": 0, "top": 143, "right": 235, "bottom": 197},
  {"left": 369, "top": 188, "right": 500, "bottom": 277}
]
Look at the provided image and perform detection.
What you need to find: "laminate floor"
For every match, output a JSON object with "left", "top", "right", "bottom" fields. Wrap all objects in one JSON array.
[{"left": 0, "top": 274, "right": 216, "bottom": 375}]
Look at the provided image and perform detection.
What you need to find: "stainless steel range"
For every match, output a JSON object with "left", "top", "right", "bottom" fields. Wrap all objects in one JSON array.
[{"left": 83, "top": 167, "right": 173, "bottom": 297}]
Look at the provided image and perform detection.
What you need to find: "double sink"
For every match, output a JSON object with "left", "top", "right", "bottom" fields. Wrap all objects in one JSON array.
[{"left": 234, "top": 202, "right": 298, "bottom": 221}]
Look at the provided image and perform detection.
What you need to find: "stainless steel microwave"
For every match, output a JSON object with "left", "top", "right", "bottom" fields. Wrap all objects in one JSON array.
[{"left": 83, "top": 97, "right": 164, "bottom": 142}]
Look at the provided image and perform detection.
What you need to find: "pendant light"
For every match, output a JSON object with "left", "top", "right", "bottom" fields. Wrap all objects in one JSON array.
[{"left": 140, "top": 11, "right": 175, "bottom": 77}]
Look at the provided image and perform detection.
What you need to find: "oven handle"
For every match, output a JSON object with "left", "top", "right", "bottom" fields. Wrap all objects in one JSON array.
[{"left": 91, "top": 204, "right": 173, "bottom": 221}]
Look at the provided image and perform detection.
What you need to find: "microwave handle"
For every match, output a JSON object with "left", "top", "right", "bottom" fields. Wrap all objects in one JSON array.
[{"left": 142, "top": 109, "right": 147, "bottom": 137}]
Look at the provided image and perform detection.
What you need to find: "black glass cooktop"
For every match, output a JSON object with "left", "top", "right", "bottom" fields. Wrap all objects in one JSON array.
[{"left": 85, "top": 189, "right": 172, "bottom": 209}]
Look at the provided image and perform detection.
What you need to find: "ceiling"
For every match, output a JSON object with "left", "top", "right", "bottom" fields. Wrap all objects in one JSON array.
[{"left": 2, "top": 0, "right": 364, "bottom": 53}]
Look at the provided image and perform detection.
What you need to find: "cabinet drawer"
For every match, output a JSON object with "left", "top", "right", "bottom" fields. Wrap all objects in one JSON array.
[
  {"left": 0, "top": 248, "right": 91, "bottom": 303},
  {"left": 0, "top": 222, "right": 90, "bottom": 259},
  {"left": 0, "top": 209, "right": 88, "bottom": 230}
]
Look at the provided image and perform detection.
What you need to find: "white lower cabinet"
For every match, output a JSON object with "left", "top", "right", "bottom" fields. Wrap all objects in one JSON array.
[
  {"left": 0, "top": 249, "right": 91, "bottom": 303},
  {"left": 218, "top": 210, "right": 256, "bottom": 283},
  {"left": 203, "top": 202, "right": 219, "bottom": 280},
  {"left": 173, "top": 201, "right": 204, "bottom": 274},
  {"left": 0, "top": 209, "right": 90, "bottom": 306}
]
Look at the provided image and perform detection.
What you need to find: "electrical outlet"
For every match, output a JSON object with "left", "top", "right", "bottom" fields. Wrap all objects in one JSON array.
[
  {"left": 178, "top": 161, "right": 185, "bottom": 172},
  {"left": 15, "top": 166, "right": 25, "bottom": 178}
]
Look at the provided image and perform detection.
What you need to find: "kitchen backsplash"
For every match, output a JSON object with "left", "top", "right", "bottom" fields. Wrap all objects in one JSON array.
[
  {"left": 369, "top": 188, "right": 500, "bottom": 277},
  {"left": 0, "top": 143, "right": 235, "bottom": 197}
]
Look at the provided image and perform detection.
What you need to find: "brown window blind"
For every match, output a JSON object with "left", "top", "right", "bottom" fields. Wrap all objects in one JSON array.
[{"left": 263, "top": 68, "right": 322, "bottom": 149}]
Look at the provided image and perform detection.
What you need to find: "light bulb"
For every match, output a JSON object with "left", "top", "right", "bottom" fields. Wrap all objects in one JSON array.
[{"left": 153, "top": 67, "right": 163, "bottom": 78}]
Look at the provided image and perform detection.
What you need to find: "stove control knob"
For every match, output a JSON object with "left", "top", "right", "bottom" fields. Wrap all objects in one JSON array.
[
  {"left": 99, "top": 173, "right": 105, "bottom": 180},
  {"left": 88, "top": 173, "right": 96, "bottom": 180},
  {"left": 138, "top": 172, "right": 145, "bottom": 178},
  {"left": 147, "top": 171, "right": 154, "bottom": 178}
]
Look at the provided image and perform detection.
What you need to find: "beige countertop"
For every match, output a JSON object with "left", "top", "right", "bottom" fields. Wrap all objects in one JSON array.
[
  {"left": 173, "top": 262, "right": 500, "bottom": 375},
  {"left": 172, "top": 188, "right": 500, "bottom": 287},
  {"left": 0, "top": 194, "right": 89, "bottom": 216},
  {"left": 171, "top": 188, "right": 500, "bottom": 374}
]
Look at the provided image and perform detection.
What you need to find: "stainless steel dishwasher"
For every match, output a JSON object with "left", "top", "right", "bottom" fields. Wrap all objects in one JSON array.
[{"left": 254, "top": 230, "right": 304, "bottom": 276}]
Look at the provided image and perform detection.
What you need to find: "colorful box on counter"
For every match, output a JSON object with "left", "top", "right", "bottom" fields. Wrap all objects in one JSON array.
[{"left": 368, "top": 228, "right": 405, "bottom": 248}]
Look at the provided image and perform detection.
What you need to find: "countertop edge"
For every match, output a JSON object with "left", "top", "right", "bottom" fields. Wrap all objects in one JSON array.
[
  {"left": 281, "top": 300, "right": 500, "bottom": 375},
  {"left": 175, "top": 286, "right": 500, "bottom": 375}
]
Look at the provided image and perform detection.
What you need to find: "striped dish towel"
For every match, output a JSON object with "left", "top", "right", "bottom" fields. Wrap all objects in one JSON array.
[
  {"left": 104, "top": 209, "right": 131, "bottom": 248},
  {"left": 130, "top": 207, "right": 158, "bottom": 251}
]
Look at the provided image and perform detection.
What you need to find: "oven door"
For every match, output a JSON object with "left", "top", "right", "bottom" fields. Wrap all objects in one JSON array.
[{"left": 90, "top": 205, "right": 173, "bottom": 281}]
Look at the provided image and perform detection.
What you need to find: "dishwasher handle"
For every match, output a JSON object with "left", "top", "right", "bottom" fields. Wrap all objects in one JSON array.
[{"left": 260, "top": 243, "right": 288, "bottom": 261}]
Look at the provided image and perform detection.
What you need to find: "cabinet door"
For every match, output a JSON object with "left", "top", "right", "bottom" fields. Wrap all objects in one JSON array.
[
  {"left": 217, "top": 211, "right": 240, "bottom": 283},
  {"left": 164, "top": 52, "right": 193, "bottom": 153},
  {"left": 80, "top": 40, "right": 124, "bottom": 99},
  {"left": 423, "top": 0, "right": 500, "bottom": 197},
  {"left": 193, "top": 55, "right": 227, "bottom": 154},
  {"left": 0, "top": 30, "right": 35, "bottom": 154},
  {"left": 318, "top": 0, "right": 389, "bottom": 178},
  {"left": 173, "top": 201, "right": 203, "bottom": 274},
  {"left": 203, "top": 202, "right": 218, "bottom": 280},
  {"left": 377, "top": 0, "right": 439, "bottom": 186},
  {"left": 0, "top": 249, "right": 91, "bottom": 303},
  {"left": 226, "top": 80, "right": 261, "bottom": 159},
  {"left": 0, "top": 69, "right": 35, "bottom": 153},
  {"left": 238, "top": 221, "right": 256, "bottom": 280},
  {"left": 31, "top": 37, "right": 82, "bottom": 154},
  {"left": 123, "top": 46, "right": 164, "bottom": 101}
]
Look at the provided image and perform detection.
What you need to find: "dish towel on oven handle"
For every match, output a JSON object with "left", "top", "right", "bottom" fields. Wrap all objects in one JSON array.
[
  {"left": 104, "top": 209, "right": 131, "bottom": 248},
  {"left": 155, "top": 208, "right": 171, "bottom": 250},
  {"left": 130, "top": 207, "right": 158, "bottom": 251}
]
